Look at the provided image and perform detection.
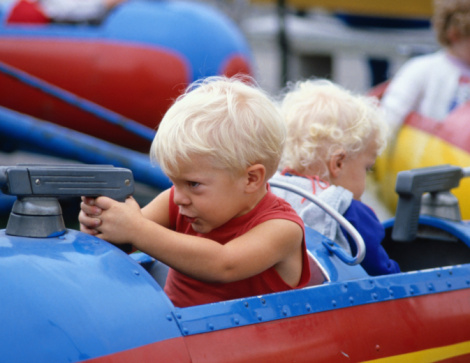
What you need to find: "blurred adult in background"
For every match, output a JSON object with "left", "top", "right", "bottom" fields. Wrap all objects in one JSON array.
[{"left": 381, "top": 0, "right": 470, "bottom": 133}]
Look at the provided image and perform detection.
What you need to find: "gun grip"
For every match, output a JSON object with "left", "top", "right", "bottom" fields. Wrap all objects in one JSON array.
[{"left": 392, "top": 193, "right": 421, "bottom": 242}]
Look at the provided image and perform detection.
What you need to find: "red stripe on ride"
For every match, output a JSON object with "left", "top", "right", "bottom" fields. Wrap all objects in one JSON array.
[
  {"left": 183, "top": 289, "right": 470, "bottom": 362},
  {"left": 0, "top": 38, "right": 189, "bottom": 151}
]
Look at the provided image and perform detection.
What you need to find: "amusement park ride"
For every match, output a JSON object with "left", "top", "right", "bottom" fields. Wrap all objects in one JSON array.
[
  {"left": 0, "top": 163, "right": 469, "bottom": 362},
  {"left": 0, "top": 0, "right": 469, "bottom": 362},
  {"left": 0, "top": 0, "right": 253, "bottom": 152}
]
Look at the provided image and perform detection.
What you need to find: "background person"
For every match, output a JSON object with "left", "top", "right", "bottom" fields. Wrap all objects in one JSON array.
[{"left": 380, "top": 0, "right": 470, "bottom": 133}]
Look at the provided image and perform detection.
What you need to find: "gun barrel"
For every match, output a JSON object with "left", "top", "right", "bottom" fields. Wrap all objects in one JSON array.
[{"left": 2, "top": 165, "right": 134, "bottom": 201}]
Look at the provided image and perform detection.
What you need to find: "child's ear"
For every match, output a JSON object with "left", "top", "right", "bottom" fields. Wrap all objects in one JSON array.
[
  {"left": 245, "top": 164, "right": 266, "bottom": 193},
  {"left": 328, "top": 151, "right": 346, "bottom": 179}
]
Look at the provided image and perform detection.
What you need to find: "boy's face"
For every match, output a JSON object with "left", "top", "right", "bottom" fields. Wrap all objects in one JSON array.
[
  {"left": 168, "top": 155, "right": 250, "bottom": 234},
  {"left": 331, "top": 142, "right": 377, "bottom": 200}
]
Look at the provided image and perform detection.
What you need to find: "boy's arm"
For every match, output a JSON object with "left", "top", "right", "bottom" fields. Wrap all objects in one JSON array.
[
  {"left": 141, "top": 189, "right": 171, "bottom": 228},
  {"left": 132, "top": 218, "right": 304, "bottom": 285},
  {"left": 85, "top": 195, "right": 303, "bottom": 285}
]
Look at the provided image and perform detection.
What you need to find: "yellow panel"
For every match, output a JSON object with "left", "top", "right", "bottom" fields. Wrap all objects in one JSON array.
[
  {"left": 250, "top": 0, "right": 433, "bottom": 18},
  {"left": 374, "top": 126, "right": 470, "bottom": 219},
  {"left": 363, "top": 341, "right": 470, "bottom": 362}
]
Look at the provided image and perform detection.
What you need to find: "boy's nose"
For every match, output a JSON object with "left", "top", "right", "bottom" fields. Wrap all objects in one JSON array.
[{"left": 173, "top": 187, "right": 190, "bottom": 206}]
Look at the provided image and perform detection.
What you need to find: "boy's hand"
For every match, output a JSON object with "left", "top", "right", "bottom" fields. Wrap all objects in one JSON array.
[
  {"left": 79, "top": 197, "right": 103, "bottom": 236},
  {"left": 79, "top": 196, "right": 142, "bottom": 244}
]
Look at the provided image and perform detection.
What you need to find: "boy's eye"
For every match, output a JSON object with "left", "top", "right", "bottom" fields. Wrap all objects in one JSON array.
[{"left": 187, "top": 181, "right": 200, "bottom": 188}]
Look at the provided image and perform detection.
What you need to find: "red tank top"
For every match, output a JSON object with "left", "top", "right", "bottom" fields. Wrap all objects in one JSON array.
[{"left": 164, "top": 186, "right": 311, "bottom": 307}]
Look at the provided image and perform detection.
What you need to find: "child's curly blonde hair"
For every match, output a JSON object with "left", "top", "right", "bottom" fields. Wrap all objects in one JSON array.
[
  {"left": 279, "top": 79, "right": 388, "bottom": 179},
  {"left": 433, "top": 0, "right": 470, "bottom": 47}
]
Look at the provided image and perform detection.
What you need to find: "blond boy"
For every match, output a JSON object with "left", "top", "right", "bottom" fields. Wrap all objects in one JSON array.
[{"left": 80, "top": 76, "right": 315, "bottom": 307}]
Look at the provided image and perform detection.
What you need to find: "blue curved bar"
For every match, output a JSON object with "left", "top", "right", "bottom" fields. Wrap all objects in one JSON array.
[{"left": 0, "top": 106, "right": 172, "bottom": 190}]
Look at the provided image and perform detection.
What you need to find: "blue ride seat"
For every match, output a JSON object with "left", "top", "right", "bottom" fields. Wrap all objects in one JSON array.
[{"left": 305, "top": 226, "right": 368, "bottom": 284}]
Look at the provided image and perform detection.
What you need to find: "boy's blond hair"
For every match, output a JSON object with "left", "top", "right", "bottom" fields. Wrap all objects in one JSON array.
[
  {"left": 279, "top": 79, "right": 388, "bottom": 178},
  {"left": 151, "top": 76, "right": 285, "bottom": 179},
  {"left": 433, "top": 0, "right": 470, "bottom": 47}
]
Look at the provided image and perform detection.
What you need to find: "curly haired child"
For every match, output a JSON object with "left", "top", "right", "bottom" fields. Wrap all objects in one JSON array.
[{"left": 271, "top": 79, "right": 400, "bottom": 276}]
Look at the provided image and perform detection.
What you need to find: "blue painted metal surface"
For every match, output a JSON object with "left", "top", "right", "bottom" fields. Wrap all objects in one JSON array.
[{"left": 0, "top": 228, "right": 180, "bottom": 363}]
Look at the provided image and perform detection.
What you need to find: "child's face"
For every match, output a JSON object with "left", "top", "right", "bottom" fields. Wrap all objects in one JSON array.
[
  {"left": 168, "top": 155, "right": 250, "bottom": 234},
  {"left": 450, "top": 36, "right": 470, "bottom": 66},
  {"left": 332, "top": 142, "right": 377, "bottom": 200}
]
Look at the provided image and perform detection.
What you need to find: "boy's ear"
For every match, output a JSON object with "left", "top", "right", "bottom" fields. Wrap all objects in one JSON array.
[
  {"left": 328, "top": 151, "right": 346, "bottom": 179},
  {"left": 245, "top": 164, "right": 266, "bottom": 193}
]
